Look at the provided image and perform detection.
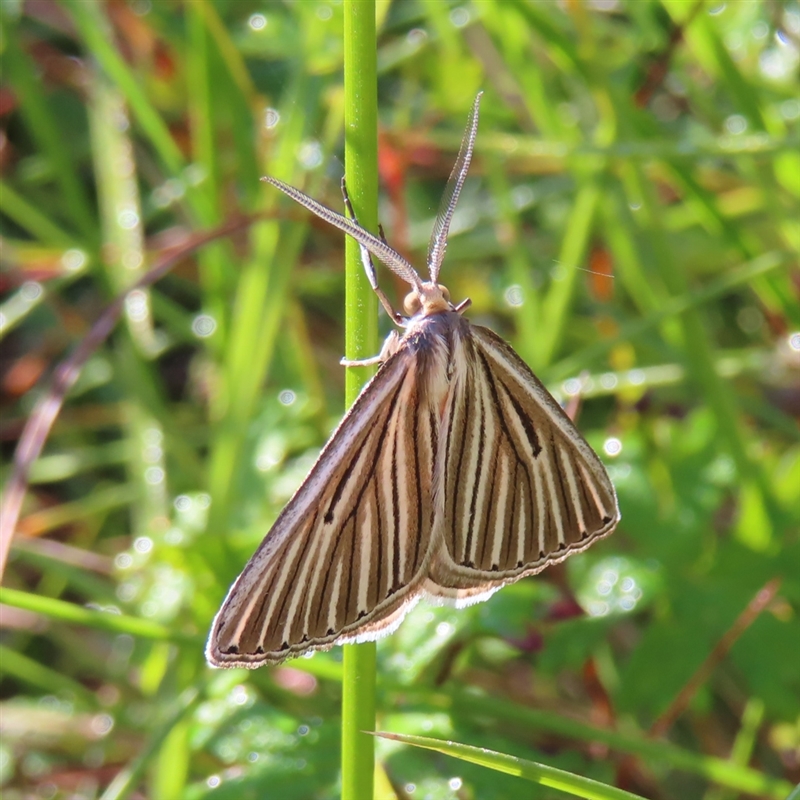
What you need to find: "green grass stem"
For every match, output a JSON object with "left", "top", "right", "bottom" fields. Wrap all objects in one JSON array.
[
  {"left": 431, "top": 688, "right": 794, "bottom": 798},
  {"left": 374, "top": 732, "right": 647, "bottom": 800},
  {"left": 1, "top": 29, "right": 96, "bottom": 242},
  {"left": 98, "top": 685, "right": 201, "bottom": 800},
  {"left": 0, "top": 587, "right": 196, "bottom": 643},
  {"left": 341, "top": 2, "right": 379, "bottom": 799}
]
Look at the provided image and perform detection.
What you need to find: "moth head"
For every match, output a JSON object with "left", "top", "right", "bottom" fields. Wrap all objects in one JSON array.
[{"left": 404, "top": 281, "right": 451, "bottom": 317}]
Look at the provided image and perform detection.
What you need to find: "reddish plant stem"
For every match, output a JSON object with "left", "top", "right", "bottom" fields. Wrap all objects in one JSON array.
[
  {"left": 649, "top": 577, "right": 782, "bottom": 739},
  {"left": 0, "top": 216, "right": 252, "bottom": 581}
]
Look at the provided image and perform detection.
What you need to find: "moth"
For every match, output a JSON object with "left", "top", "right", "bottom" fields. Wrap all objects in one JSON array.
[{"left": 206, "top": 93, "right": 619, "bottom": 668}]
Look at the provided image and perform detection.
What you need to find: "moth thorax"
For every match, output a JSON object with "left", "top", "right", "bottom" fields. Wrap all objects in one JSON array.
[{"left": 404, "top": 282, "right": 451, "bottom": 316}]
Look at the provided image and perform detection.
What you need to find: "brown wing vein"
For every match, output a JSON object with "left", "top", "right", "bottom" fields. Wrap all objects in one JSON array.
[
  {"left": 312, "top": 379, "right": 406, "bottom": 635},
  {"left": 463, "top": 381, "right": 486, "bottom": 565}
]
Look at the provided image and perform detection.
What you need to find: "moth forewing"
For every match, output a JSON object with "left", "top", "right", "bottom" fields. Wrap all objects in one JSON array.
[
  {"left": 206, "top": 347, "right": 439, "bottom": 667},
  {"left": 206, "top": 93, "right": 619, "bottom": 668},
  {"left": 431, "top": 324, "right": 618, "bottom": 589}
]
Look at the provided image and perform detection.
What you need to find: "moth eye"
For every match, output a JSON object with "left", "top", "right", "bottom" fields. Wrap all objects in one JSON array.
[
  {"left": 403, "top": 291, "right": 422, "bottom": 316},
  {"left": 439, "top": 285, "right": 451, "bottom": 302}
]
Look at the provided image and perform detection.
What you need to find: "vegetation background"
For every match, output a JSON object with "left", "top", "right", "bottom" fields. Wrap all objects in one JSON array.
[{"left": 1, "top": 1, "right": 798, "bottom": 799}]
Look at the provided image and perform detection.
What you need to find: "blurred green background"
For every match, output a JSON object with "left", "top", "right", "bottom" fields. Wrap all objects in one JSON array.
[{"left": 1, "top": 1, "right": 798, "bottom": 798}]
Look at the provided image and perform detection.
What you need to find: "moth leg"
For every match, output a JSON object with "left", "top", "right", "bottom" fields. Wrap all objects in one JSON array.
[
  {"left": 341, "top": 330, "right": 403, "bottom": 367},
  {"left": 340, "top": 178, "right": 404, "bottom": 325}
]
